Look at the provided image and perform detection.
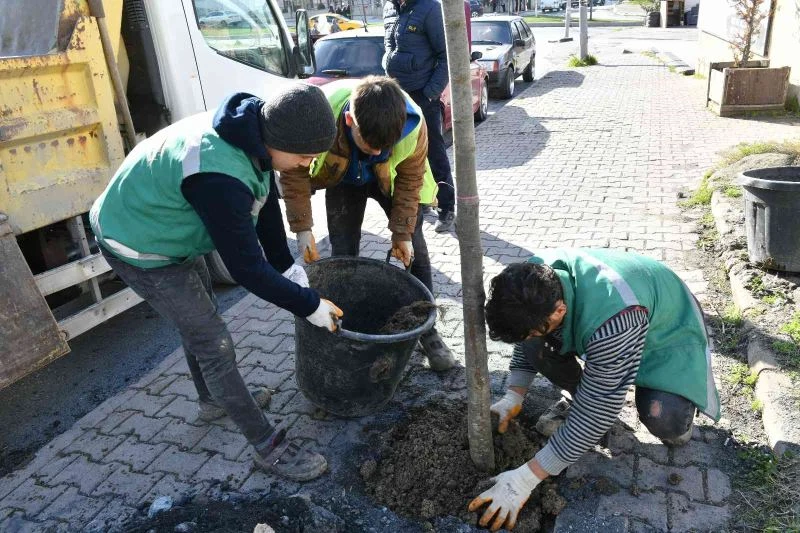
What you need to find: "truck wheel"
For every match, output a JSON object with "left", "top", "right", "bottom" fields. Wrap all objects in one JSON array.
[
  {"left": 523, "top": 55, "right": 535, "bottom": 82},
  {"left": 205, "top": 251, "right": 237, "bottom": 285},
  {"left": 499, "top": 67, "right": 514, "bottom": 99}
]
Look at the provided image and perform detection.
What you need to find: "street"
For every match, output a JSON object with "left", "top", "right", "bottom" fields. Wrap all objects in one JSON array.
[{"left": 1, "top": 22, "right": 798, "bottom": 532}]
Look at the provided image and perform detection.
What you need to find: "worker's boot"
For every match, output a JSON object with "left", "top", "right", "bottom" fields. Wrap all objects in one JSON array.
[
  {"left": 253, "top": 428, "right": 328, "bottom": 482},
  {"left": 419, "top": 328, "right": 456, "bottom": 372},
  {"left": 535, "top": 397, "right": 572, "bottom": 436},
  {"left": 197, "top": 387, "right": 272, "bottom": 422}
]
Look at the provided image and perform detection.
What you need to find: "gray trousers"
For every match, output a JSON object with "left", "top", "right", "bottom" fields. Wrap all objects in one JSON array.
[{"left": 102, "top": 248, "right": 275, "bottom": 452}]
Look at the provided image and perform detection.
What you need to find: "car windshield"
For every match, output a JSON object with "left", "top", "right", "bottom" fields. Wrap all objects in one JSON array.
[
  {"left": 314, "top": 37, "right": 385, "bottom": 77},
  {"left": 471, "top": 21, "right": 511, "bottom": 44}
]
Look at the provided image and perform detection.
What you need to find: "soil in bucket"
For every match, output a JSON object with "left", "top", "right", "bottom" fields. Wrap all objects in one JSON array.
[
  {"left": 361, "top": 401, "right": 566, "bottom": 532},
  {"left": 379, "top": 301, "right": 438, "bottom": 334}
]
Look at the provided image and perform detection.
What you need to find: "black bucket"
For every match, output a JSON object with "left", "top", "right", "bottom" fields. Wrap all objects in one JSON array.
[
  {"left": 739, "top": 167, "right": 800, "bottom": 272},
  {"left": 295, "top": 256, "right": 436, "bottom": 417}
]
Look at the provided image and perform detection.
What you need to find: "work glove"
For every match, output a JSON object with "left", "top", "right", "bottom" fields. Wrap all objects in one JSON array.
[
  {"left": 282, "top": 264, "right": 309, "bottom": 288},
  {"left": 297, "top": 231, "right": 320, "bottom": 264},
  {"left": 391, "top": 237, "right": 414, "bottom": 267},
  {"left": 468, "top": 464, "right": 542, "bottom": 532},
  {"left": 305, "top": 299, "right": 343, "bottom": 332},
  {"left": 491, "top": 389, "right": 524, "bottom": 434}
]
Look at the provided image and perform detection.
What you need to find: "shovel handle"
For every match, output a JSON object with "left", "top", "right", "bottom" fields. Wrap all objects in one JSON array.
[{"left": 385, "top": 249, "right": 413, "bottom": 272}]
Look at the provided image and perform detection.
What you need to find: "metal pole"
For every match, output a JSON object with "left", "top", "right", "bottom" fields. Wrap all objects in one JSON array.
[
  {"left": 579, "top": 2, "right": 588, "bottom": 59},
  {"left": 88, "top": 0, "right": 138, "bottom": 149},
  {"left": 564, "top": 3, "right": 570, "bottom": 40}
]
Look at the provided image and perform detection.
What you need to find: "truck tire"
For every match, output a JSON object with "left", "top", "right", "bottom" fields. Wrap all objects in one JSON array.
[{"left": 205, "top": 251, "right": 237, "bottom": 285}]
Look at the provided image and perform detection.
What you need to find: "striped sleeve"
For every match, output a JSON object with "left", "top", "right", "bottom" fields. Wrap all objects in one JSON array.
[
  {"left": 508, "top": 343, "right": 538, "bottom": 389},
  {"left": 535, "top": 307, "right": 649, "bottom": 475}
]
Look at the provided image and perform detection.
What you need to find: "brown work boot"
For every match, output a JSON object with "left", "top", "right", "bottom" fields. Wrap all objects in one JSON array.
[
  {"left": 253, "top": 429, "right": 327, "bottom": 482},
  {"left": 197, "top": 387, "right": 271, "bottom": 422},
  {"left": 535, "top": 397, "right": 572, "bottom": 436},
  {"left": 419, "top": 329, "right": 456, "bottom": 372}
]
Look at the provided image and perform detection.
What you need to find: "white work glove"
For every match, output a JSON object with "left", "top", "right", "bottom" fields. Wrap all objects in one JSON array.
[
  {"left": 282, "top": 264, "right": 309, "bottom": 288},
  {"left": 305, "top": 298, "right": 343, "bottom": 332},
  {"left": 491, "top": 389, "right": 524, "bottom": 434},
  {"left": 391, "top": 238, "right": 414, "bottom": 267},
  {"left": 468, "top": 464, "right": 542, "bottom": 532},
  {"left": 296, "top": 231, "right": 320, "bottom": 264}
]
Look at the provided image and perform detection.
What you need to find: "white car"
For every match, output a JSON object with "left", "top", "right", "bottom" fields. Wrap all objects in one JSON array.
[{"left": 198, "top": 10, "right": 244, "bottom": 27}]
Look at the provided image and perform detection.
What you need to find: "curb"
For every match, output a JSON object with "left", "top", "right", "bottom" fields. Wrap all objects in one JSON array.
[
  {"left": 710, "top": 190, "right": 799, "bottom": 456},
  {"left": 528, "top": 20, "right": 642, "bottom": 27},
  {"left": 655, "top": 50, "right": 695, "bottom": 76}
]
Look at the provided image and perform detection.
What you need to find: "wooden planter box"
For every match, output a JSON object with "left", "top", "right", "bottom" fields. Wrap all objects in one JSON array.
[{"left": 707, "top": 61, "right": 791, "bottom": 117}]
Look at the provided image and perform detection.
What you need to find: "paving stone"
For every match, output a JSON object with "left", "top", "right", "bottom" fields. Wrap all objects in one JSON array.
[
  {"left": 243, "top": 367, "right": 292, "bottom": 390},
  {"left": 287, "top": 415, "right": 351, "bottom": 447},
  {"left": 145, "top": 445, "right": 210, "bottom": 480},
  {"left": 637, "top": 458, "right": 704, "bottom": 501},
  {"left": 159, "top": 377, "right": 199, "bottom": 400},
  {"left": 95, "top": 410, "right": 136, "bottom": 435},
  {"left": 152, "top": 418, "right": 211, "bottom": 449},
  {"left": 706, "top": 468, "right": 731, "bottom": 503},
  {"left": 124, "top": 390, "right": 174, "bottom": 416},
  {"left": 0, "top": 513, "right": 59, "bottom": 533},
  {"left": 194, "top": 454, "right": 252, "bottom": 490},
  {"left": 606, "top": 428, "right": 669, "bottom": 464},
  {"left": 596, "top": 490, "right": 667, "bottom": 531},
  {"left": 59, "top": 430, "right": 126, "bottom": 462},
  {"left": 156, "top": 396, "right": 200, "bottom": 421},
  {"left": 38, "top": 486, "right": 107, "bottom": 525},
  {"left": 280, "top": 390, "right": 318, "bottom": 416},
  {"left": 671, "top": 439, "right": 719, "bottom": 467},
  {"left": 268, "top": 390, "right": 298, "bottom": 413},
  {"left": 139, "top": 473, "right": 197, "bottom": 507},
  {"left": 238, "top": 469, "right": 275, "bottom": 494},
  {"left": 141, "top": 373, "right": 179, "bottom": 396},
  {"left": 103, "top": 436, "right": 168, "bottom": 471},
  {"left": 0, "top": 478, "right": 67, "bottom": 516},
  {"left": 669, "top": 493, "right": 730, "bottom": 532},
  {"left": 47, "top": 455, "right": 119, "bottom": 495},
  {"left": 108, "top": 412, "right": 171, "bottom": 442},
  {"left": 92, "top": 465, "right": 163, "bottom": 507},
  {"left": 82, "top": 499, "right": 137, "bottom": 533},
  {"left": 192, "top": 426, "right": 249, "bottom": 461},
  {"left": 553, "top": 509, "right": 628, "bottom": 533},
  {"left": 32, "top": 454, "right": 76, "bottom": 485},
  {"left": 565, "top": 451, "right": 633, "bottom": 488}
]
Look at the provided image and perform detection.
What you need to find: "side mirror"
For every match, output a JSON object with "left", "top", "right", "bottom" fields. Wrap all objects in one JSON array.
[
  {"left": 514, "top": 39, "right": 525, "bottom": 47},
  {"left": 294, "top": 9, "right": 315, "bottom": 78},
  {"left": 471, "top": 50, "right": 483, "bottom": 61}
]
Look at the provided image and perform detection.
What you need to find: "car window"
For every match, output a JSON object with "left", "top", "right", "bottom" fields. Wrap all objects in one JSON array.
[
  {"left": 511, "top": 22, "right": 521, "bottom": 41},
  {"left": 193, "top": 0, "right": 288, "bottom": 76},
  {"left": 516, "top": 21, "right": 531, "bottom": 38},
  {"left": 314, "top": 37, "right": 386, "bottom": 77},
  {"left": 471, "top": 21, "right": 512, "bottom": 44}
]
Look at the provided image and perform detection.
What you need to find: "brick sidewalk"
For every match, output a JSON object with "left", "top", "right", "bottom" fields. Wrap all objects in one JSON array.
[{"left": 2, "top": 41, "right": 798, "bottom": 532}]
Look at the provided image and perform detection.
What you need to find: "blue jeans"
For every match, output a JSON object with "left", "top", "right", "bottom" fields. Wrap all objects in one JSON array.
[
  {"left": 408, "top": 90, "right": 455, "bottom": 215},
  {"left": 101, "top": 248, "right": 275, "bottom": 452},
  {"left": 325, "top": 180, "right": 433, "bottom": 293}
]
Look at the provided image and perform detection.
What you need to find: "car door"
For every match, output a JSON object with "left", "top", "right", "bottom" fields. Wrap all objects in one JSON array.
[
  {"left": 510, "top": 21, "right": 524, "bottom": 75},
  {"left": 512, "top": 20, "right": 533, "bottom": 70}
]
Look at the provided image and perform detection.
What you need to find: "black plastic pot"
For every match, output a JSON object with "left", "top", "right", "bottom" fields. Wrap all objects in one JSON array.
[
  {"left": 295, "top": 256, "right": 436, "bottom": 417},
  {"left": 739, "top": 167, "right": 800, "bottom": 272}
]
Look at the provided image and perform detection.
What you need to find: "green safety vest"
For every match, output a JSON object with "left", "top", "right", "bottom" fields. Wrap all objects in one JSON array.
[
  {"left": 529, "top": 248, "right": 721, "bottom": 421},
  {"left": 90, "top": 112, "right": 269, "bottom": 269},
  {"left": 313, "top": 79, "right": 438, "bottom": 204}
]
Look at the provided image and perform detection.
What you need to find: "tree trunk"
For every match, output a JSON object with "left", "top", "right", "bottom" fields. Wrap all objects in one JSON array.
[{"left": 440, "top": 0, "right": 495, "bottom": 472}]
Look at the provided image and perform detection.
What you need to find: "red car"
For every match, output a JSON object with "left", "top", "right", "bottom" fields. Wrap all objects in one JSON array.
[{"left": 307, "top": 28, "right": 489, "bottom": 130}]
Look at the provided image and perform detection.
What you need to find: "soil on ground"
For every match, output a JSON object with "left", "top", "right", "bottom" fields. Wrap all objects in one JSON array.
[
  {"left": 379, "top": 301, "right": 438, "bottom": 334},
  {"left": 362, "top": 401, "right": 566, "bottom": 532}
]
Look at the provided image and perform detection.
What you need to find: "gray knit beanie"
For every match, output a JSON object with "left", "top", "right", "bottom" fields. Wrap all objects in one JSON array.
[{"left": 259, "top": 83, "right": 336, "bottom": 154}]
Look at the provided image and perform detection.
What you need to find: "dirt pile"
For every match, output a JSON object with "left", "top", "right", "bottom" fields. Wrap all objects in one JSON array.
[
  {"left": 362, "top": 401, "right": 566, "bottom": 531},
  {"left": 379, "top": 301, "right": 438, "bottom": 334}
]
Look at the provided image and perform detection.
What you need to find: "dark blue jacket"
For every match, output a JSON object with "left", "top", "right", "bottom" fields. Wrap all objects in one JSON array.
[
  {"left": 383, "top": 0, "right": 448, "bottom": 100},
  {"left": 180, "top": 92, "right": 319, "bottom": 318}
]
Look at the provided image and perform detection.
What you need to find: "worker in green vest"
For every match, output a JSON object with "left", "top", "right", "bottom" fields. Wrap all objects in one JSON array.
[
  {"left": 279, "top": 75, "right": 455, "bottom": 371},
  {"left": 90, "top": 84, "right": 342, "bottom": 482},
  {"left": 469, "top": 249, "right": 721, "bottom": 531}
]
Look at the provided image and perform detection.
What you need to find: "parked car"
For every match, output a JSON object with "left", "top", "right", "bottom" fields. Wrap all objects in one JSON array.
[
  {"left": 198, "top": 10, "right": 244, "bottom": 28},
  {"left": 469, "top": 0, "right": 485, "bottom": 17},
  {"left": 309, "top": 13, "right": 366, "bottom": 37},
  {"left": 470, "top": 16, "right": 535, "bottom": 99},
  {"left": 308, "top": 28, "right": 489, "bottom": 127},
  {"left": 540, "top": 0, "right": 561, "bottom": 11}
]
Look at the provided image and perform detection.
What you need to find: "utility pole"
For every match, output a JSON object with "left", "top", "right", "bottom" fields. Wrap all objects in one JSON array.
[
  {"left": 579, "top": 0, "right": 588, "bottom": 59},
  {"left": 561, "top": 2, "right": 572, "bottom": 41},
  {"left": 440, "top": 0, "right": 495, "bottom": 473}
]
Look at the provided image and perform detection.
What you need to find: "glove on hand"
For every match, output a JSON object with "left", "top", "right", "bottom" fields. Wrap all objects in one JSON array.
[
  {"left": 297, "top": 231, "right": 320, "bottom": 263},
  {"left": 391, "top": 238, "right": 414, "bottom": 267},
  {"left": 305, "top": 299, "right": 343, "bottom": 332},
  {"left": 468, "top": 464, "right": 542, "bottom": 531},
  {"left": 490, "top": 389, "right": 524, "bottom": 434}
]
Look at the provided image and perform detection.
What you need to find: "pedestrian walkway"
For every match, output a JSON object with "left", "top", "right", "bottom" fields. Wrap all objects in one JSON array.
[{"left": 1, "top": 38, "right": 798, "bottom": 532}]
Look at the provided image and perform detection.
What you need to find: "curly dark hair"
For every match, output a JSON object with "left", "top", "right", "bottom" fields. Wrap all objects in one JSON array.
[{"left": 485, "top": 262, "right": 564, "bottom": 344}]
